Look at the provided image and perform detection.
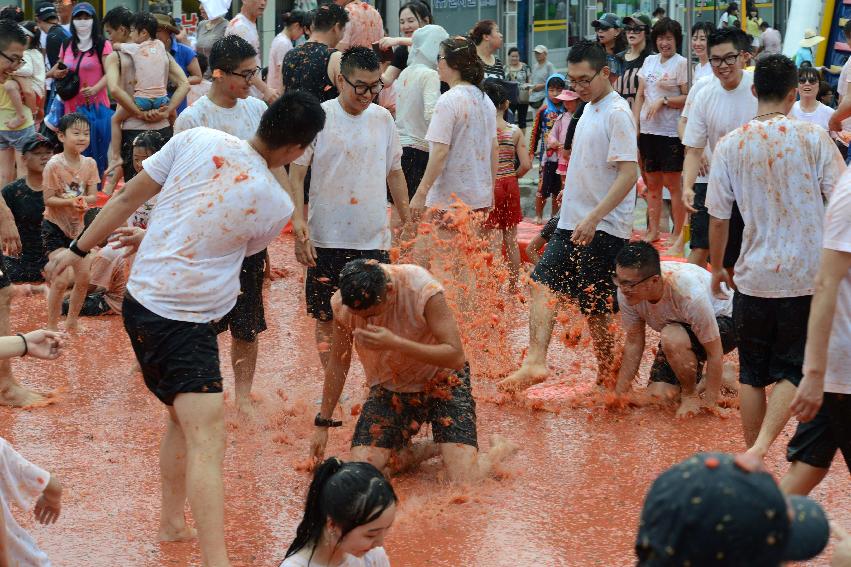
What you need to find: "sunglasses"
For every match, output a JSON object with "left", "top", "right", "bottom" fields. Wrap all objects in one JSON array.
[
  {"left": 625, "top": 25, "right": 647, "bottom": 33},
  {"left": 798, "top": 77, "right": 819, "bottom": 85}
]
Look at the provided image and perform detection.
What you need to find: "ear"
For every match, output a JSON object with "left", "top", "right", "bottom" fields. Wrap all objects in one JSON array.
[{"left": 750, "top": 84, "right": 757, "bottom": 98}]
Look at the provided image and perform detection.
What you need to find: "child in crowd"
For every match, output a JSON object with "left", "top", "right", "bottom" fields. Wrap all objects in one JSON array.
[
  {"left": 103, "top": 130, "right": 165, "bottom": 231},
  {"left": 526, "top": 216, "right": 559, "bottom": 265},
  {"left": 280, "top": 458, "right": 396, "bottom": 567},
  {"left": 187, "top": 53, "right": 212, "bottom": 106},
  {"left": 5, "top": 22, "right": 45, "bottom": 129},
  {"left": 482, "top": 81, "right": 530, "bottom": 292},
  {"left": 547, "top": 89, "right": 580, "bottom": 190},
  {"left": 41, "top": 112, "right": 99, "bottom": 330},
  {"left": 529, "top": 73, "right": 566, "bottom": 224}
]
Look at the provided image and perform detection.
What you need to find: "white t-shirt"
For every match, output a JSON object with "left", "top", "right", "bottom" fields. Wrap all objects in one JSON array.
[
  {"left": 681, "top": 75, "right": 714, "bottom": 184},
  {"left": 638, "top": 53, "right": 689, "bottom": 137},
  {"left": 396, "top": 64, "right": 441, "bottom": 152},
  {"left": 174, "top": 95, "right": 267, "bottom": 139},
  {"left": 837, "top": 57, "right": 851, "bottom": 132},
  {"left": 557, "top": 91, "right": 638, "bottom": 239},
  {"left": 0, "top": 437, "right": 50, "bottom": 567},
  {"left": 760, "top": 27, "right": 782, "bottom": 54},
  {"left": 280, "top": 547, "right": 391, "bottom": 567},
  {"left": 267, "top": 32, "right": 294, "bottom": 93},
  {"left": 130, "top": 128, "right": 294, "bottom": 322},
  {"left": 821, "top": 169, "right": 851, "bottom": 394},
  {"left": 294, "top": 99, "right": 402, "bottom": 250},
  {"left": 790, "top": 100, "right": 834, "bottom": 131},
  {"left": 706, "top": 116, "right": 844, "bottom": 298},
  {"left": 619, "top": 262, "right": 732, "bottom": 344},
  {"left": 693, "top": 61, "right": 713, "bottom": 82},
  {"left": 683, "top": 70, "right": 756, "bottom": 154},
  {"left": 424, "top": 84, "right": 497, "bottom": 210},
  {"left": 225, "top": 13, "right": 263, "bottom": 97}
]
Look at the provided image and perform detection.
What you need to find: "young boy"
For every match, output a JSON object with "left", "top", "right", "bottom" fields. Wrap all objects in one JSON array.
[
  {"left": 529, "top": 73, "right": 566, "bottom": 224},
  {"left": 41, "top": 112, "right": 99, "bottom": 331}
]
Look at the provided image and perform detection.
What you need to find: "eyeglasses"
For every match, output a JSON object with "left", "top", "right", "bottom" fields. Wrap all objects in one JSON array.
[
  {"left": 341, "top": 74, "right": 384, "bottom": 96},
  {"left": 612, "top": 272, "right": 658, "bottom": 290},
  {"left": 624, "top": 25, "right": 647, "bottom": 33},
  {"left": 567, "top": 69, "right": 601, "bottom": 89},
  {"left": 708, "top": 52, "right": 741, "bottom": 67},
  {"left": 798, "top": 77, "right": 819, "bottom": 84},
  {"left": 0, "top": 51, "right": 23, "bottom": 66},
  {"left": 225, "top": 66, "right": 261, "bottom": 83}
]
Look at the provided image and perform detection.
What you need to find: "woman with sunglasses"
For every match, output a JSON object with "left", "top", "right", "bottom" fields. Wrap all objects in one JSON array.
[
  {"left": 616, "top": 12, "right": 653, "bottom": 109},
  {"left": 790, "top": 63, "right": 833, "bottom": 131}
]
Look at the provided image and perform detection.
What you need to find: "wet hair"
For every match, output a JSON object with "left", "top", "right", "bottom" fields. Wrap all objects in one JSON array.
[
  {"left": 615, "top": 241, "right": 661, "bottom": 277},
  {"left": 209, "top": 35, "right": 257, "bottom": 72},
  {"left": 58, "top": 112, "right": 91, "bottom": 133},
  {"left": 754, "top": 53, "right": 797, "bottom": 103},
  {"left": 196, "top": 52, "right": 208, "bottom": 76},
  {"left": 285, "top": 459, "right": 397, "bottom": 562},
  {"left": 311, "top": 3, "right": 348, "bottom": 33},
  {"left": 131, "top": 11, "right": 158, "bottom": 40},
  {"left": 257, "top": 90, "right": 326, "bottom": 149},
  {"left": 651, "top": 17, "right": 683, "bottom": 52},
  {"left": 132, "top": 130, "right": 166, "bottom": 153},
  {"left": 281, "top": 10, "right": 308, "bottom": 28},
  {"left": 399, "top": 1, "right": 431, "bottom": 24},
  {"left": 483, "top": 80, "right": 508, "bottom": 108},
  {"left": 707, "top": 26, "right": 750, "bottom": 53},
  {"left": 0, "top": 18, "right": 27, "bottom": 52},
  {"left": 439, "top": 36, "right": 484, "bottom": 86},
  {"left": 0, "top": 5, "right": 23, "bottom": 23},
  {"left": 691, "top": 20, "right": 714, "bottom": 38},
  {"left": 21, "top": 21, "right": 40, "bottom": 51},
  {"left": 339, "top": 258, "right": 387, "bottom": 310},
  {"left": 567, "top": 39, "right": 608, "bottom": 72},
  {"left": 340, "top": 46, "right": 380, "bottom": 77},
  {"left": 798, "top": 61, "right": 821, "bottom": 87},
  {"left": 760, "top": 20, "right": 770, "bottom": 30},
  {"left": 103, "top": 6, "right": 133, "bottom": 32},
  {"left": 469, "top": 19, "right": 496, "bottom": 45}
]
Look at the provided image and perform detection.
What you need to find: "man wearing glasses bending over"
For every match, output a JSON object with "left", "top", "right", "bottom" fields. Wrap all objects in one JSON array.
[{"left": 290, "top": 46, "right": 411, "bottom": 372}]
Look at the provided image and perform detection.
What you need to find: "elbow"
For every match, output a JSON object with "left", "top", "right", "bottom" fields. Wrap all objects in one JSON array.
[{"left": 450, "top": 352, "right": 467, "bottom": 370}]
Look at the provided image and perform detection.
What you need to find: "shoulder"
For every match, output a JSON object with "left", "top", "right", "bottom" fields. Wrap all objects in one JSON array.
[
  {"left": 245, "top": 96, "right": 268, "bottom": 112},
  {"left": 362, "top": 547, "right": 391, "bottom": 567},
  {"left": 367, "top": 102, "right": 394, "bottom": 123}
]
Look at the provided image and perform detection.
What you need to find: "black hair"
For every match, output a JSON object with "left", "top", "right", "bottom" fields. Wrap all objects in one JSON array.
[
  {"left": 0, "top": 5, "right": 23, "bottom": 23},
  {"left": 507, "top": 46, "right": 519, "bottom": 56},
  {"left": 548, "top": 76, "right": 566, "bottom": 90},
  {"left": 285, "top": 459, "right": 397, "bottom": 562},
  {"left": 798, "top": 61, "right": 821, "bottom": 87},
  {"left": 209, "top": 35, "right": 257, "bottom": 72},
  {"left": 651, "top": 17, "right": 683, "bottom": 52},
  {"left": 103, "top": 6, "right": 133, "bottom": 31},
  {"left": 691, "top": 20, "right": 714, "bottom": 38},
  {"left": 21, "top": 21, "right": 40, "bottom": 51},
  {"left": 707, "top": 26, "right": 750, "bottom": 52},
  {"left": 564, "top": 101, "right": 586, "bottom": 151},
  {"left": 652, "top": 6, "right": 666, "bottom": 16},
  {"left": 58, "top": 112, "right": 91, "bottom": 133},
  {"left": 195, "top": 52, "right": 208, "bottom": 76},
  {"left": 754, "top": 53, "right": 797, "bottom": 103},
  {"left": 257, "top": 90, "right": 326, "bottom": 149},
  {"left": 440, "top": 36, "right": 484, "bottom": 87},
  {"left": 483, "top": 80, "right": 508, "bottom": 108},
  {"left": 132, "top": 130, "right": 166, "bottom": 153},
  {"left": 844, "top": 19, "right": 851, "bottom": 37},
  {"left": 819, "top": 80, "right": 834, "bottom": 103},
  {"left": 567, "top": 39, "right": 608, "bottom": 72},
  {"left": 469, "top": 19, "right": 497, "bottom": 45},
  {"left": 340, "top": 45, "right": 380, "bottom": 77},
  {"left": 131, "top": 11, "right": 159, "bottom": 40},
  {"left": 281, "top": 10, "right": 309, "bottom": 28},
  {"left": 311, "top": 3, "right": 349, "bottom": 33},
  {"left": 726, "top": 2, "right": 738, "bottom": 14},
  {"left": 615, "top": 241, "right": 661, "bottom": 276},
  {"left": 338, "top": 258, "right": 387, "bottom": 310},
  {"left": 70, "top": 9, "right": 108, "bottom": 70},
  {"left": 399, "top": 1, "right": 431, "bottom": 24},
  {"left": 0, "top": 18, "right": 26, "bottom": 52},
  {"left": 760, "top": 20, "right": 770, "bottom": 30}
]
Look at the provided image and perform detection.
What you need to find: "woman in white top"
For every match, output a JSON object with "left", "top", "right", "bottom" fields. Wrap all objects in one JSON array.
[
  {"left": 790, "top": 63, "right": 834, "bottom": 131},
  {"left": 691, "top": 20, "right": 714, "bottom": 81},
  {"left": 634, "top": 17, "right": 689, "bottom": 248},
  {"left": 280, "top": 459, "right": 396, "bottom": 567},
  {"left": 267, "top": 11, "right": 308, "bottom": 94}
]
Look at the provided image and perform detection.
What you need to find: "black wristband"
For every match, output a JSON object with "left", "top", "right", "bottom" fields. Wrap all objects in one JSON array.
[
  {"left": 15, "top": 333, "right": 27, "bottom": 357},
  {"left": 314, "top": 413, "right": 343, "bottom": 428},
  {"left": 69, "top": 239, "right": 88, "bottom": 258}
]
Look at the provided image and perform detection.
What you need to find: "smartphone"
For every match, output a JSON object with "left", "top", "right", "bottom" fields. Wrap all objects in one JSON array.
[{"left": 372, "top": 42, "right": 393, "bottom": 64}]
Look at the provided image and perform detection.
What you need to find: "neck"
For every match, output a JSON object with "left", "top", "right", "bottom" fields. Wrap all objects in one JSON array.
[
  {"left": 591, "top": 82, "right": 613, "bottom": 104},
  {"left": 698, "top": 54, "right": 708, "bottom": 64},
  {"left": 309, "top": 537, "right": 345, "bottom": 567},
  {"left": 337, "top": 96, "right": 365, "bottom": 116},
  {"left": 26, "top": 170, "right": 43, "bottom": 189},
  {"left": 241, "top": 8, "right": 257, "bottom": 22},
  {"left": 800, "top": 96, "right": 818, "bottom": 111},
  {"left": 755, "top": 101, "right": 787, "bottom": 119},
  {"left": 477, "top": 43, "right": 492, "bottom": 59},
  {"left": 248, "top": 136, "right": 275, "bottom": 167},
  {"left": 659, "top": 52, "right": 674, "bottom": 63},
  {"left": 647, "top": 279, "right": 665, "bottom": 304},
  {"left": 629, "top": 41, "right": 645, "bottom": 55},
  {"left": 63, "top": 149, "right": 81, "bottom": 162},
  {"left": 309, "top": 31, "right": 334, "bottom": 46},
  {"left": 208, "top": 85, "right": 238, "bottom": 109},
  {"left": 447, "top": 76, "right": 469, "bottom": 89}
]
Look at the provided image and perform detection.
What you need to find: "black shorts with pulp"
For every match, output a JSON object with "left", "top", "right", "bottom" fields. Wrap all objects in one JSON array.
[
  {"left": 531, "top": 228, "right": 626, "bottom": 315},
  {"left": 3, "top": 255, "right": 46, "bottom": 283},
  {"left": 537, "top": 160, "right": 561, "bottom": 199},
  {"left": 122, "top": 293, "right": 223, "bottom": 406},
  {"left": 211, "top": 250, "right": 267, "bottom": 342},
  {"left": 690, "top": 183, "right": 709, "bottom": 250},
  {"left": 399, "top": 146, "right": 429, "bottom": 202},
  {"left": 351, "top": 364, "right": 478, "bottom": 451},
  {"left": 0, "top": 254, "right": 11, "bottom": 290},
  {"left": 639, "top": 133, "right": 685, "bottom": 173},
  {"left": 649, "top": 317, "right": 737, "bottom": 386},
  {"left": 41, "top": 219, "right": 72, "bottom": 256},
  {"left": 733, "top": 292, "right": 810, "bottom": 388},
  {"left": 62, "top": 291, "right": 113, "bottom": 316},
  {"left": 787, "top": 393, "right": 851, "bottom": 472},
  {"left": 306, "top": 248, "right": 390, "bottom": 321}
]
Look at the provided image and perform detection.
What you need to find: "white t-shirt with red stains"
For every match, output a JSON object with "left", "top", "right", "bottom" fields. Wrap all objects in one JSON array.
[
  {"left": 638, "top": 53, "right": 689, "bottom": 137},
  {"left": 131, "top": 128, "right": 293, "bottom": 322},
  {"left": 280, "top": 547, "right": 391, "bottom": 567},
  {"left": 706, "top": 116, "right": 844, "bottom": 298},
  {"left": 0, "top": 437, "right": 51, "bottom": 567}
]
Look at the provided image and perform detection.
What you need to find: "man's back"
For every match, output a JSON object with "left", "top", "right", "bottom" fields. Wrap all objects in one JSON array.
[{"left": 282, "top": 42, "right": 339, "bottom": 102}]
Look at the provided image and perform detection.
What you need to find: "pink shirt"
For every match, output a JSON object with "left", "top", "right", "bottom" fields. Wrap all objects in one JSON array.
[
  {"left": 60, "top": 41, "right": 113, "bottom": 112},
  {"left": 119, "top": 39, "right": 168, "bottom": 98},
  {"left": 337, "top": 1, "right": 384, "bottom": 51},
  {"left": 548, "top": 112, "right": 572, "bottom": 173}
]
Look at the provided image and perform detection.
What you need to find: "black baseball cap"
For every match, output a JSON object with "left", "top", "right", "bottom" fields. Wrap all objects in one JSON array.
[
  {"left": 35, "top": 1, "right": 58, "bottom": 22},
  {"left": 636, "top": 452, "right": 829, "bottom": 566},
  {"left": 591, "top": 13, "right": 622, "bottom": 30},
  {"left": 21, "top": 133, "right": 54, "bottom": 154}
]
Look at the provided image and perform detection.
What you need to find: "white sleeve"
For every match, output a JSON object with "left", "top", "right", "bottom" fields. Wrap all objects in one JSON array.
[
  {"left": 619, "top": 294, "right": 645, "bottom": 332},
  {"left": 141, "top": 132, "right": 183, "bottom": 185},
  {"left": 422, "top": 71, "right": 441, "bottom": 125},
  {"left": 0, "top": 438, "right": 49, "bottom": 512},
  {"left": 172, "top": 109, "right": 197, "bottom": 134},
  {"left": 607, "top": 107, "right": 638, "bottom": 163},
  {"left": 682, "top": 91, "right": 709, "bottom": 149},
  {"left": 387, "top": 117, "right": 403, "bottom": 173},
  {"left": 425, "top": 96, "right": 455, "bottom": 145},
  {"left": 705, "top": 141, "right": 735, "bottom": 219},
  {"left": 684, "top": 293, "right": 722, "bottom": 343}
]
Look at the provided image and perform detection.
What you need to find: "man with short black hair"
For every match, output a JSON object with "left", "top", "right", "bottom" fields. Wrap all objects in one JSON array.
[
  {"left": 224, "top": 0, "right": 277, "bottom": 101},
  {"left": 282, "top": 3, "right": 349, "bottom": 102}
]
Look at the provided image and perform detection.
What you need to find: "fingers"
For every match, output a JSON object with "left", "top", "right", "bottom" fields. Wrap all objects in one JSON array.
[{"left": 832, "top": 521, "right": 851, "bottom": 541}]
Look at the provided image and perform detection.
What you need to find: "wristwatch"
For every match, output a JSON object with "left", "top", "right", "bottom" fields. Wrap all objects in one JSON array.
[
  {"left": 663, "top": 96, "right": 669, "bottom": 106},
  {"left": 68, "top": 239, "right": 89, "bottom": 258},
  {"left": 314, "top": 413, "right": 343, "bottom": 428}
]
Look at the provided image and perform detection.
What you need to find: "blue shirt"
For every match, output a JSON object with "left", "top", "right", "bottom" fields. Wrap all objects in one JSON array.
[
  {"left": 795, "top": 46, "right": 814, "bottom": 67},
  {"left": 168, "top": 37, "right": 196, "bottom": 114}
]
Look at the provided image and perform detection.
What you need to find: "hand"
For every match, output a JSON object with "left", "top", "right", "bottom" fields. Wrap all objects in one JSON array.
[
  {"left": 682, "top": 184, "right": 697, "bottom": 213},
  {"left": 22, "top": 330, "right": 66, "bottom": 360},
  {"left": 614, "top": 376, "right": 632, "bottom": 395},
  {"left": 0, "top": 219, "right": 21, "bottom": 256},
  {"left": 829, "top": 114, "right": 844, "bottom": 132},
  {"left": 73, "top": 197, "right": 86, "bottom": 212},
  {"left": 790, "top": 372, "right": 825, "bottom": 423},
  {"left": 309, "top": 427, "right": 328, "bottom": 464},
  {"left": 378, "top": 37, "right": 398, "bottom": 50},
  {"left": 141, "top": 108, "right": 165, "bottom": 122},
  {"left": 645, "top": 98, "right": 665, "bottom": 121},
  {"left": 409, "top": 191, "right": 427, "bottom": 221},
  {"left": 293, "top": 227, "right": 317, "bottom": 268},
  {"left": 710, "top": 268, "right": 735, "bottom": 299},
  {"left": 698, "top": 153, "right": 710, "bottom": 177},
  {"left": 353, "top": 324, "right": 400, "bottom": 351},
  {"left": 570, "top": 214, "right": 599, "bottom": 245},
  {"left": 107, "top": 226, "right": 146, "bottom": 257},
  {"left": 263, "top": 88, "right": 280, "bottom": 105},
  {"left": 44, "top": 248, "right": 83, "bottom": 282},
  {"left": 832, "top": 523, "right": 851, "bottom": 567},
  {"left": 80, "top": 86, "right": 97, "bottom": 98},
  {"left": 50, "top": 67, "right": 68, "bottom": 79},
  {"left": 34, "top": 477, "right": 61, "bottom": 525}
]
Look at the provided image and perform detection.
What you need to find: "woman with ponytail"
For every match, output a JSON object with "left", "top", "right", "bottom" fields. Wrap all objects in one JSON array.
[{"left": 281, "top": 459, "right": 397, "bottom": 567}]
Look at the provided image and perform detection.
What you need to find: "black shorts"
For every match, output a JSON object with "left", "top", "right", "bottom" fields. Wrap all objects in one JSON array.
[
  {"left": 723, "top": 202, "right": 744, "bottom": 269},
  {"left": 211, "top": 250, "right": 267, "bottom": 342},
  {"left": 0, "top": 255, "right": 10, "bottom": 290},
  {"left": 306, "top": 248, "right": 390, "bottom": 321},
  {"left": 733, "top": 292, "right": 810, "bottom": 388},
  {"left": 41, "top": 219, "right": 72, "bottom": 256},
  {"left": 122, "top": 293, "right": 223, "bottom": 406},
  {"left": 509, "top": 102, "right": 529, "bottom": 130},
  {"left": 530, "top": 228, "right": 626, "bottom": 315},
  {"left": 351, "top": 364, "right": 478, "bottom": 451},
  {"left": 61, "top": 291, "right": 113, "bottom": 316},
  {"left": 787, "top": 393, "right": 851, "bottom": 472},
  {"left": 639, "top": 133, "right": 685, "bottom": 173},
  {"left": 690, "top": 183, "right": 709, "bottom": 250},
  {"left": 398, "top": 146, "right": 429, "bottom": 202},
  {"left": 121, "top": 126, "right": 173, "bottom": 182},
  {"left": 2, "top": 254, "right": 46, "bottom": 283},
  {"left": 649, "top": 317, "right": 737, "bottom": 386},
  {"left": 537, "top": 160, "right": 562, "bottom": 199}
]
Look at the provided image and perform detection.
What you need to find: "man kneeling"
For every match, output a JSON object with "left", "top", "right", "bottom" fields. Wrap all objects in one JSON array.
[
  {"left": 310, "top": 259, "right": 516, "bottom": 482},
  {"left": 613, "top": 242, "right": 737, "bottom": 416}
]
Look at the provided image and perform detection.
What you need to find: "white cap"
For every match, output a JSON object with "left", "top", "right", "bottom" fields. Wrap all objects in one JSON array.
[{"left": 533, "top": 45, "right": 548, "bottom": 53}]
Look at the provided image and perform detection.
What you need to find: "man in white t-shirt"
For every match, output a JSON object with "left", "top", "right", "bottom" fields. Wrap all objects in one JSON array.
[
  {"left": 707, "top": 54, "right": 845, "bottom": 464},
  {"left": 787, "top": 167, "right": 851, "bottom": 492},
  {"left": 500, "top": 40, "right": 639, "bottom": 392},
  {"left": 612, "top": 242, "right": 736, "bottom": 417},
  {"left": 829, "top": 21, "right": 851, "bottom": 138},
  {"left": 683, "top": 27, "right": 755, "bottom": 271},
  {"left": 224, "top": 0, "right": 278, "bottom": 102},
  {"left": 291, "top": 46, "right": 410, "bottom": 370},
  {"left": 758, "top": 21, "right": 781, "bottom": 55},
  {"left": 44, "top": 92, "right": 326, "bottom": 566}
]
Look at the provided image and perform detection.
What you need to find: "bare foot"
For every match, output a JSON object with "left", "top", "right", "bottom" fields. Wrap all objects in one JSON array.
[
  {"left": 665, "top": 244, "right": 685, "bottom": 257},
  {"left": 676, "top": 394, "right": 702, "bottom": 418},
  {"left": 497, "top": 363, "right": 549, "bottom": 393},
  {"left": 0, "top": 382, "right": 47, "bottom": 407},
  {"left": 64, "top": 318, "right": 79, "bottom": 332},
  {"left": 10, "top": 284, "right": 47, "bottom": 299},
  {"left": 235, "top": 397, "right": 255, "bottom": 419},
  {"left": 642, "top": 230, "right": 660, "bottom": 243},
  {"left": 158, "top": 524, "right": 198, "bottom": 542},
  {"left": 5, "top": 115, "right": 25, "bottom": 130},
  {"left": 534, "top": 216, "right": 543, "bottom": 225},
  {"left": 722, "top": 362, "right": 739, "bottom": 393},
  {"left": 741, "top": 444, "right": 767, "bottom": 463},
  {"left": 487, "top": 434, "right": 519, "bottom": 463}
]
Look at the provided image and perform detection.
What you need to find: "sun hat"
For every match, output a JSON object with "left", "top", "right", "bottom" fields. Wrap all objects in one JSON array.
[{"left": 800, "top": 28, "right": 825, "bottom": 48}]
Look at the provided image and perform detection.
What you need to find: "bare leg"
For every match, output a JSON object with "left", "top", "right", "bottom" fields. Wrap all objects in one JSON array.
[
  {"left": 664, "top": 172, "right": 686, "bottom": 254},
  {"left": 659, "top": 324, "right": 702, "bottom": 417},
  {"left": 351, "top": 445, "right": 392, "bottom": 472},
  {"left": 643, "top": 172, "right": 664, "bottom": 243},
  {"left": 534, "top": 195, "right": 545, "bottom": 224},
  {"left": 780, "top": 462, "right": 830, "bottom": 496},
  {"left": 231, "top": 338, "right": 259, "bottom": 416},
  {"left": 587, "top": 312, "right": 617, "bottom": 386},
  {"left": 502, "top": 226, "right": 520, "bottom": 293},
  {"left": 3, "top": 80, "right": 26, "bottom": 130},
  {"left": 387, "top": 441, "right": 441, "bottom": 475},
  {"left": 46, "top": 258, "right": 73, "bottom": 331},
  {"left": 172, "top": 392, "right": 230, "bottom": 567},
  {"left": 441, "top": 435, "right": 519, "bottom": 483},
  {"left": 107, "top": 106, "right": 128, "bottom": 178},
  {"left": 0, "top": 148, "right": 15, "bottom": 189},
  {"left": 158, "top": 406, "right": 196, "bottom": 542},
  {"left": 498, "top": 283, "right": 558, "bottom": 392},
  {"left": 551, "top": 189, "right": 562, "bottom": 217},
  {"left": 0, "top": 285, "right": 45, "bottom": 406},
  {"left": 64, "top": 255, "right": 92, "bottom": 331},
  {"left": 744, "top": 380, "right": 797, "bottom": 460},
  {"left": 315, "top": 319, "right": 333, "bottom": 371},
  {"left": 739, "top": 384, "right": 767, "bottom": 448}
]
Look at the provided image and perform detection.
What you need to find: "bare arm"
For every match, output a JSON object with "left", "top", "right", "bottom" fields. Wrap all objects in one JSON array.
[
  {"left": 525, "top": 234, "right": 546, "bottom": 264},
  {"left": 515, "top": 128, "right": 532, "bottom": 178},
  {"left": 830, "top": 97, "right": 851, "bottom": 131},
  {"left": 0, "top": 199, "right": 20, "bottom": 256},
  {"left": 387, "top": 168, "right": 411, "bottom": 224},
  {"left": 708, "top": 216, "right": 733, "bottom": 297},
  {"left": 105, "top": 53, "right": 142, "bottom": 117},
  {"left": 288, "top": 163, "right": 316, "bottom": 267},
  {"left": 185, "top": 57, "right": 202, "bottom": 86},
  {"left": 615, "top": 326, "right": 646, "bottom": 393},
  {"left": 381, "top": 65, "right": 402, "bottom": 87},
  {"left": 682, "top": 146, "right": 704, "bottom": 212},
  {"left": 410, "top": 141, "right": 450, "bottom": 213},
  {"left": 164, "top": 56, "right": 190, "bottom": 114},
  {"left": 318, "top": 321, "right": 354, "bottom": 421},
  {"left": 633, "top": 77, "right": 646, "bottom": 130}
]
